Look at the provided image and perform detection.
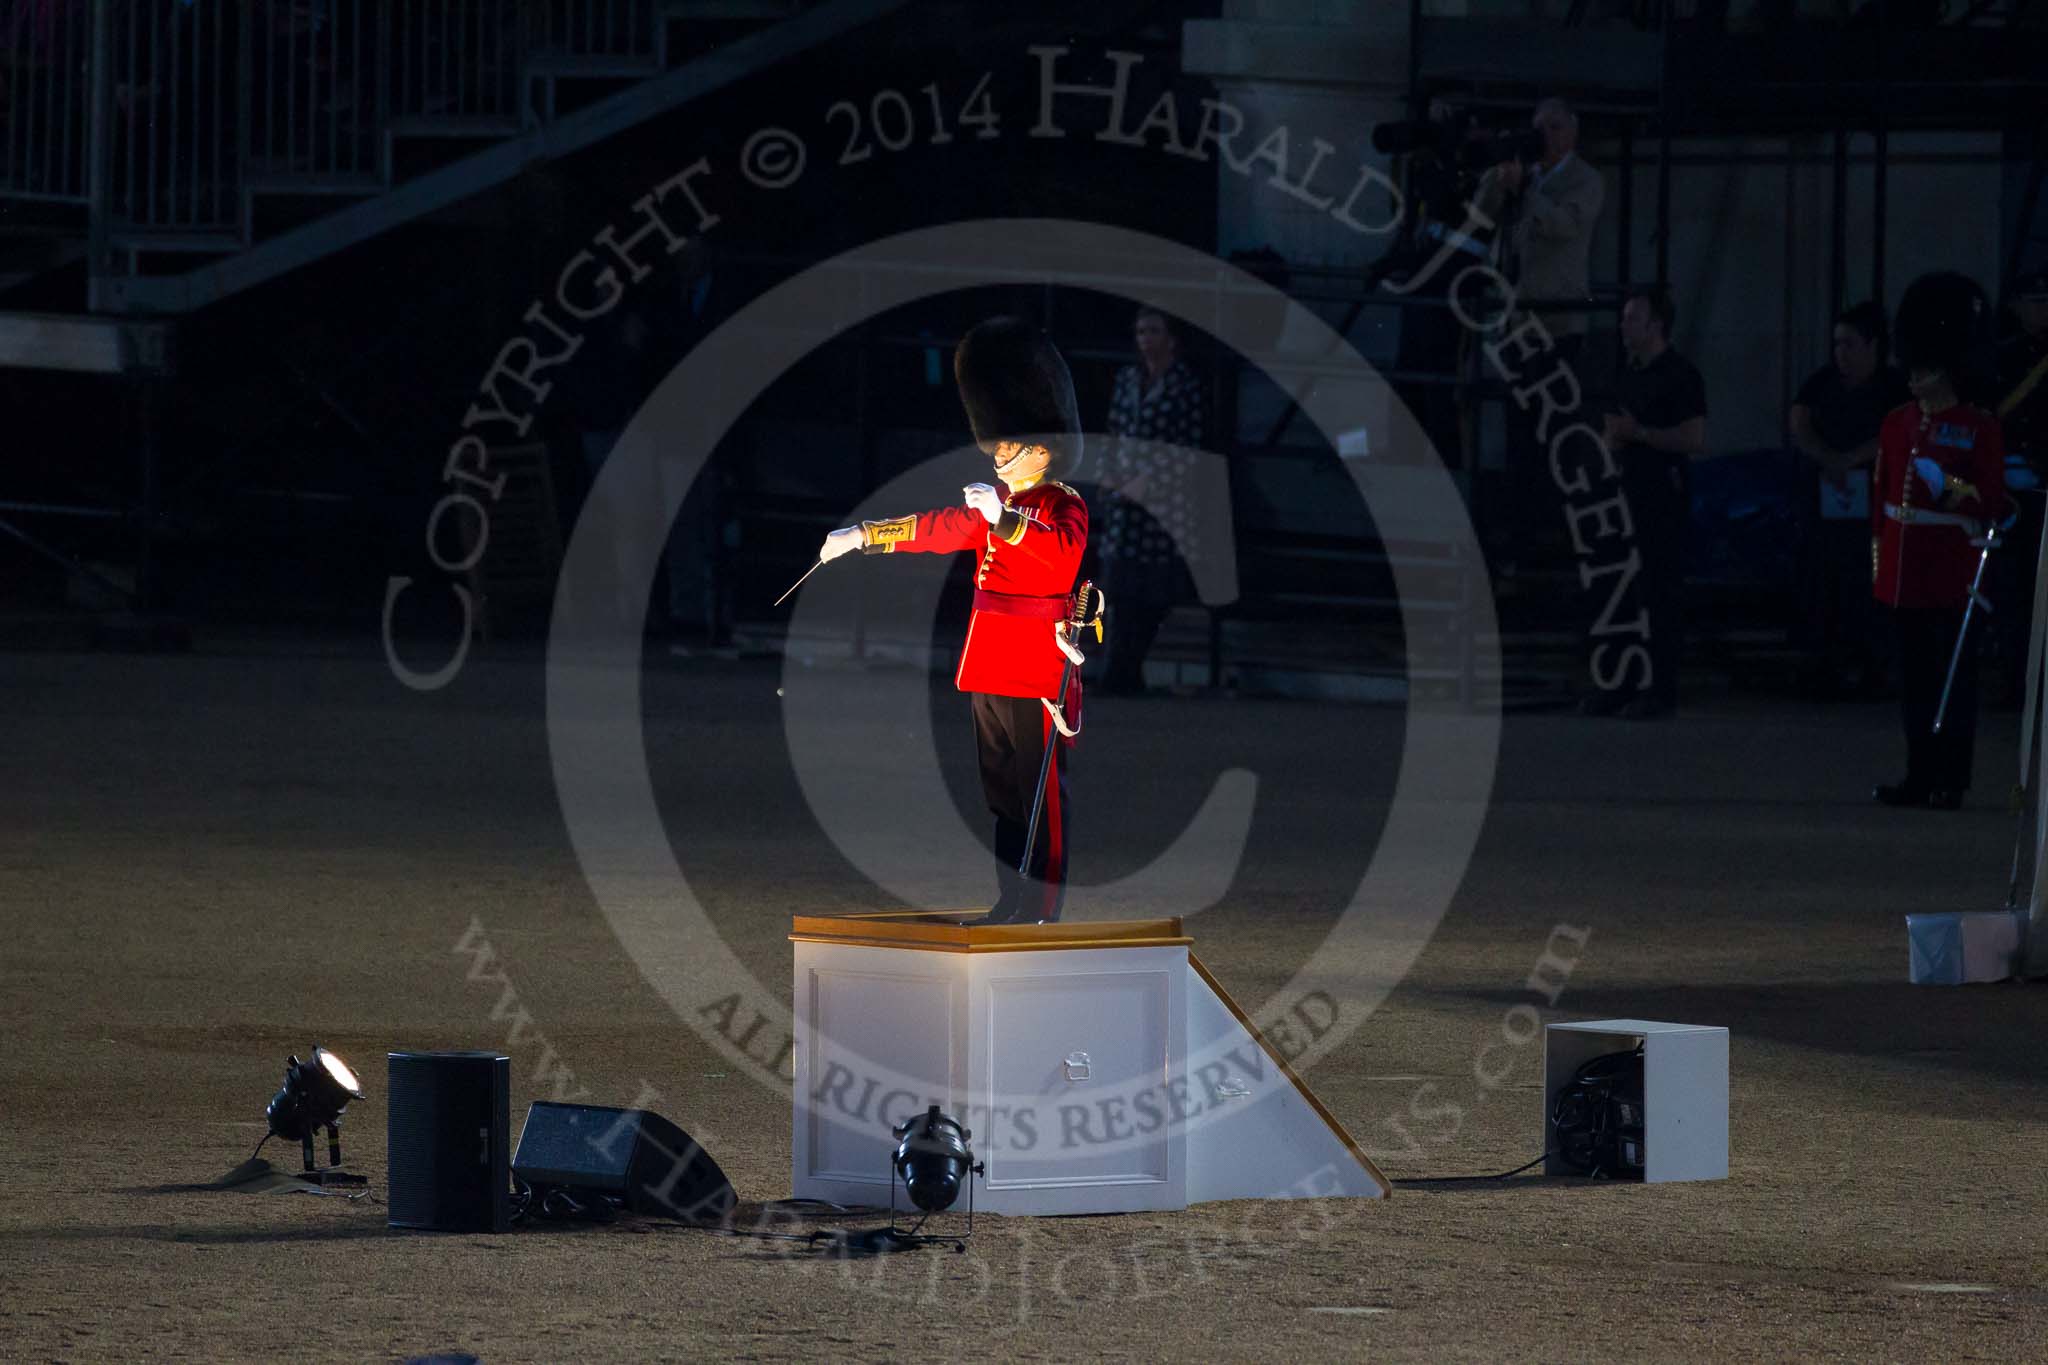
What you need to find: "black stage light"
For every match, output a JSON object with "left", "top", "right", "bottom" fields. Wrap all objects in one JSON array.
[
  {"left": 1549, "top": 1046, "right": 1646, "bottom": 1180},
  {"left": 893, "top": 1105, "right": 978, "bottom": 1213},
  {"left": 262, "top": 1047, "right": 368, "bottom": 1185},
  {"left": 814, "top": 1106, "right": 987, "bottom": 1256},
  {"left": 884, "top": 1105, "right": 986, "bottom": 1248}
]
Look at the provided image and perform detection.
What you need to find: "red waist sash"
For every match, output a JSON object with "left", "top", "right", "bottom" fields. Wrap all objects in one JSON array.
[{"left": 972, "top": 588, "right": 1069, "bottom": 620}]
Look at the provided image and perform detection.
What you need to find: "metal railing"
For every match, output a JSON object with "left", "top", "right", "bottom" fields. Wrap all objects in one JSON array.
[
  {"left": 2, "top": 1, "right": 730, "bottom": 238},
  {"left": 0, "top": 0, "right": 93, "bottom": 202},
  {"left": 244, "top": 0, "right": 378, "bottom": 181},
  {"left": 388, "top": 1, "right": 522, "bottom": 125},
  {"left": 532, "top": 0, "right": 659, "bottom": 64},
  {"left": 104, "top": 0, "right": 238, "bottom": 230}
]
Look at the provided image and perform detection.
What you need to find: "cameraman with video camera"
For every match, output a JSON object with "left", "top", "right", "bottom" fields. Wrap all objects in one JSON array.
[
  {"left": 1476, "top": 97, "right": 1605, "bottom": 578},
  {"left": 1374, "top": 100, "right": 1500, "bottom": 474}
]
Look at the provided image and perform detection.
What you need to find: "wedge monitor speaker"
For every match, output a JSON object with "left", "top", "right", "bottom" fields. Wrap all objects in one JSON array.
[{"left": 511, "top": 1101, "right": 737, "bottom": 1223}]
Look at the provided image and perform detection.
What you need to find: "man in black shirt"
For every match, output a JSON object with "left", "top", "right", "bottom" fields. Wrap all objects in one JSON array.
[
  {"left": 1788, "top": 302, "right": 1909, "bottom": 697},
  {"left": 1582, "top": 286, "right": 1708, "bottom": 718}
]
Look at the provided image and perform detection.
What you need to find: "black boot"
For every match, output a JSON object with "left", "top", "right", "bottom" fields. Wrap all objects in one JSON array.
[{"left": 979, "top": 861, "right": 1028, "bottom": 924}]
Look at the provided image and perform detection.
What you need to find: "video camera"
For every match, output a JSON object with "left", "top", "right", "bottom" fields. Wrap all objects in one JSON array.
[
  {"left": 1371, "top": 109, "right": 1547, "bottom": 172},
  {"left": 1360, "top": 105, "right": 1543, "bottom": 292}
]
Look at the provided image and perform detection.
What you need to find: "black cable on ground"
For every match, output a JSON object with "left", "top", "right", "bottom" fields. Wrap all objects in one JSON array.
[
  {"left": 759, "top": 1198, "right": 886, "bottom": 1215},
  {"left": 514, "top": 1184, "right": 946, "bottom": 1248},
  {"left": 1392, "top": 1151, "right": 1551, "bottom": 1185}
]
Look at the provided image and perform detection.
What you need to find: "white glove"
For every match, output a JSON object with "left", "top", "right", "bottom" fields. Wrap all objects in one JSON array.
[
  {"left": 1913, "top": 456, "right": 1945, "bottom": 498},
  {"left": 963, "top": 483, "right": 1003, "bottom": 525},
  {"left": 820, "top": 526, "right": 863, "bottom": 562}
]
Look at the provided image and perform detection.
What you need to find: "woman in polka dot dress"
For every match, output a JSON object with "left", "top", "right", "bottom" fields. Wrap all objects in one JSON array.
[{"left": 1100, "top": 307, "right": 1206, "bottom": 693}]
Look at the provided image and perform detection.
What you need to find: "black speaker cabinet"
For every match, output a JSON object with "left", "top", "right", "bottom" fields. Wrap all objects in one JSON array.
[
  {"left": 386, "top": 1051, "right": 511, "bottom": 1232},
  {"left": 512, "top": 1101, "right": 737, "bottom": 1222}
]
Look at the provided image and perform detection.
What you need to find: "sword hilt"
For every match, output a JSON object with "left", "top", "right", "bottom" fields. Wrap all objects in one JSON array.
[{"left": 1067, "top": 580, "right": 1105, "bottom": 644}]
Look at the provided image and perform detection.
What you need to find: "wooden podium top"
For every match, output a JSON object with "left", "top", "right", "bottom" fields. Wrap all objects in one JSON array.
[{"left": 790, "top": 910, "right": 1190, "bottom": 954}]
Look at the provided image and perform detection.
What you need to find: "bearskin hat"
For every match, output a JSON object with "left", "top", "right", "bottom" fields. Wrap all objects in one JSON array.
[
  {"left": 1895, "top": 271, "right": 1991, "bottom": 383},
  {"left": 953, "top": 316, "right": 1083, "bottom": 477}
]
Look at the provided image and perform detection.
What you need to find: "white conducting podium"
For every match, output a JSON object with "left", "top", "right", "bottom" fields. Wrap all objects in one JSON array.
[{"left": 789, "top": 913, "right": 1389, "bottom": 1216}]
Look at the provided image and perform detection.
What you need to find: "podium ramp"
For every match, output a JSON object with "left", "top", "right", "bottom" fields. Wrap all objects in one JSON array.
[{"left": 1186, "top": 955, "right": 1390, "bottom": 1202}]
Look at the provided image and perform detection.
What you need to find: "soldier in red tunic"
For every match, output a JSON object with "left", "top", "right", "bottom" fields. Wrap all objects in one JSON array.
[
  {"left": 1871, "top": 273, "right": 2006, "bottom": 810},
  {"left": 820, "top": 317, "right": 1089, "bottom": 921}
]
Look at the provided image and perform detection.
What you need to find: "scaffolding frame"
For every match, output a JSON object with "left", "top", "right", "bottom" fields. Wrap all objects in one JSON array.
[{"left": 1408, "top": 0, "right": 2048, "bottom": 324}]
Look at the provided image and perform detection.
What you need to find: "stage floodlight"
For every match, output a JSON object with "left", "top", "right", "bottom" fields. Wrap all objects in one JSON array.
[
  {"left": 812, "top": 1106, "right": 986, "bottom": 1255},
  {"left": 262, "top": 1046, "right": 367, "bottom": 1184},
  {"left": 892, "top": 1105, "right": 982, "bottom": 1216},
  {"left": 317, "top": 1048, "right": 362, "bottom": 1095}
]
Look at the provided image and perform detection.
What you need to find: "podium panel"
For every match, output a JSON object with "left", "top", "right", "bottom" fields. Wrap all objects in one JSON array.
[
  {"left": 975, "top": 948, "right": 1185, "bottom": 1213},
  {"left": 803, "top": 961, "right": 961, "bottom": 1186}
]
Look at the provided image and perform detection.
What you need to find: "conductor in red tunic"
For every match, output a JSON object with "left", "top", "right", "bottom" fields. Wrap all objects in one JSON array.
[
  {"left": 820, "top": 317, "right": 1089, "bottom": 922},
  {"left": 1871, "top": 273, "right": 2006, "bottom": 811}
]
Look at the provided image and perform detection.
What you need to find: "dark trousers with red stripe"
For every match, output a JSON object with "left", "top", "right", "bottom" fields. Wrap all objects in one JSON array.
[
  {"left": 971, "top": 691, "right": 1067, "bottom": 922},
  {"left": 1893, "top": 605, "right": 1979, "bottom": 794}
]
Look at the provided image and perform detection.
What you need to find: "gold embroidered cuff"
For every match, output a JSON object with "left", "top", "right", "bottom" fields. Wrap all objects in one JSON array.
[
  {"left": 995, "top": 509, "right": 1029, "bottom": 545},
  {"left": 861, "top": 515, "right": 915, "bottom": 554},
  {"left": 1942, "top": 473, "right": 1979, "bottom": 505}
]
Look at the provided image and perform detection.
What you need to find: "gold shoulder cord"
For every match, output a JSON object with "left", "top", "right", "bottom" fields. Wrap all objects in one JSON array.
[{"left": 1897, "top": 415, "right": 1925, "bottom": 523}]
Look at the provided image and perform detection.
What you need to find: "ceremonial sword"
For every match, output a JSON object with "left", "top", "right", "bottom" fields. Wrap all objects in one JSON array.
[
  {"left": 1019, "top": 580, "right": 1105, "bottom": 876},
  {"left": 1934, "top": 506, "right": 2017, "bottom": 735}
]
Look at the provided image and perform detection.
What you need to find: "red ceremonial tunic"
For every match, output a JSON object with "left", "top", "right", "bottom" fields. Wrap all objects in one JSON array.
[
  {"left": 863, "top": 478, "right": 1089, "bottom": 699},
  {"left": 1870, "top": 401, "right": 2005, "bottom": 610}
]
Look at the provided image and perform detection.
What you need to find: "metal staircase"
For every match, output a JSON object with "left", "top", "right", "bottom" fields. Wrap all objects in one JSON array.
[{"left": 0, "top": 0, "right": 904, "bottom": 337}]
